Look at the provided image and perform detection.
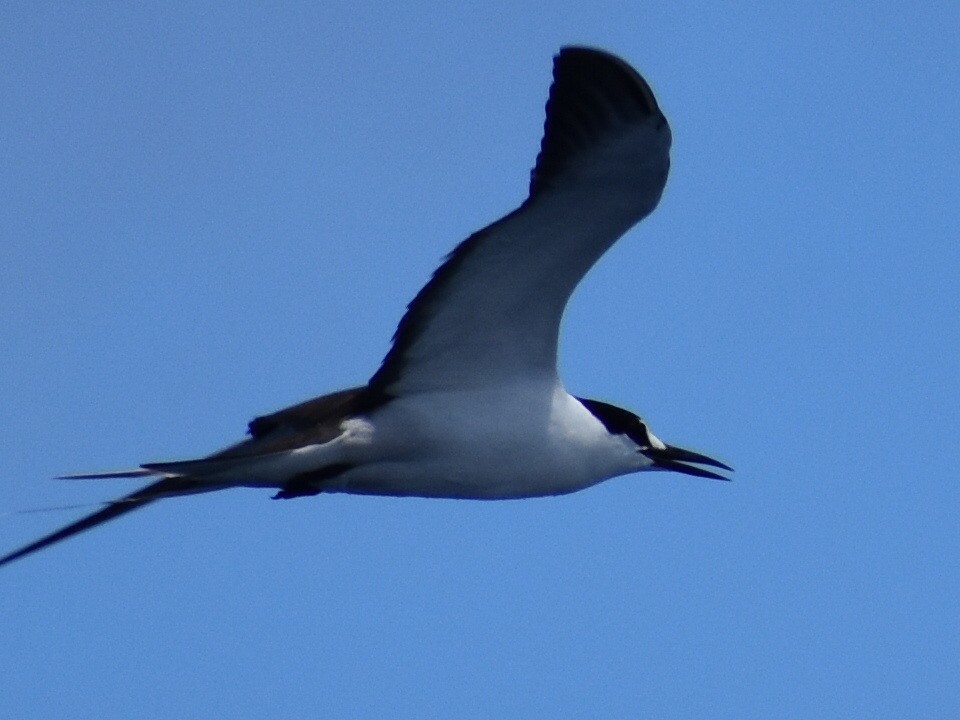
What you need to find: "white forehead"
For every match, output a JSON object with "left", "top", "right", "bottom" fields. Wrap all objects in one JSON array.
[{"left": 646, "top": 427, "right": 667, "bottom": 450}]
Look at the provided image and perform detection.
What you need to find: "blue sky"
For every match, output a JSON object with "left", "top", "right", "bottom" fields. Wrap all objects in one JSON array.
[{"left": 2, "top": 2, "right": 958, "bottom": 718}]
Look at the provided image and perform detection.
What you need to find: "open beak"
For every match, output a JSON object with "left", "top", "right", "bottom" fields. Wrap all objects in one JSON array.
[{"left": 645, "top": 444, "right": 733, "bottom": 481}]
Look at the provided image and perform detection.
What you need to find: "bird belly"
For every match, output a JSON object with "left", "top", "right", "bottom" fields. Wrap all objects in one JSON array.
[
  {"left": 326, "top": 457, "right": 605, "bottom": 499},
  {"left": 322, "top": 383, "right": 640, "bottom": 499}
]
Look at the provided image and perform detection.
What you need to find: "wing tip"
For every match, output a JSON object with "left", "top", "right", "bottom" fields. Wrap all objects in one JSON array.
[{"left": 531, "top": 46, "right": 667, "bottom": 197}]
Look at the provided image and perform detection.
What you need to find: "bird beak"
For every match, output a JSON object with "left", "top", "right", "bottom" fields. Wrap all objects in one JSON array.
[{"left": 645, "top": 444, "right": 733, "bottom": 481}]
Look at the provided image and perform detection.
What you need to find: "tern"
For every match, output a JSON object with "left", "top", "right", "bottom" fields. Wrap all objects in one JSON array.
[{"left": 1, "top": 46, "right": 731, "bottom": 568}]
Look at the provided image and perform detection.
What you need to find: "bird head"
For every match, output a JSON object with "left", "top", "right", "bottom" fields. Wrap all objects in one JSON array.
[{"left": 579, "top": 397, "right": 732, "bottom": 481}]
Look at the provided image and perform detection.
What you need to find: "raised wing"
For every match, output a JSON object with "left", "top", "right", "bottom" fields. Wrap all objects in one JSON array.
[{"left": 369, "top": 47, "right": 671, "bottom": 395}]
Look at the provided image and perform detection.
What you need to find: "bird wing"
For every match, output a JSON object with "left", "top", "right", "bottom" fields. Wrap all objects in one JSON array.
[{"left": 369, "top": 47, "right": 671, "bottom": 396}]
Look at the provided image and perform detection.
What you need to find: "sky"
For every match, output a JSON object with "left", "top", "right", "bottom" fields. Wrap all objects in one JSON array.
[{"left": 1, "top": 2, "right": 958, "bottom": 718}]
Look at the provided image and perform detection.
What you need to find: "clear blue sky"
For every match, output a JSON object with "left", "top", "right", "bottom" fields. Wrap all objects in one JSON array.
[{"left": 2, "top": 2, "right": 958, "bottom": 718}]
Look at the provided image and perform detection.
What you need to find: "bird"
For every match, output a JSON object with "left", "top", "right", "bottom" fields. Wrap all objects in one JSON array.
[{"left": 0, "top": 46, "right": 731, "bottom": 568}]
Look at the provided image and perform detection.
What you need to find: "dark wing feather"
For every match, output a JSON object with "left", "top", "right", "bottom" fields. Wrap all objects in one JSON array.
[
  {"left": 246, "top": 386, "right": 372, "bottom": 438},
  {"left": 530, "top": 47, "right": 666, "bottom": 196},
  {"left": 140, "top": 386, "right": 382, "bottom": 472}
]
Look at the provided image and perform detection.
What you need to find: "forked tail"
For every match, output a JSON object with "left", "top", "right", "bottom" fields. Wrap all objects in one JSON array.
[{"left": 0, "top": 474, "right": 215, "bottom": 568}]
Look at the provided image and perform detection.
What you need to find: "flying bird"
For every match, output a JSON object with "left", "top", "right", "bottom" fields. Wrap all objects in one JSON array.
[{"left": 1, "top": 47, "right": 730, "bottom": 568}]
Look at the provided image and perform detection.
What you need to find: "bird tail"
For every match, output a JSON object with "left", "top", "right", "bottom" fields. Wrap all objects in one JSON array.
[
  {"left": 0, "top": 474, "right": 217, "bottom": 568},
  {"left": 1, "top": 448, "right": 345, "bottom": 568},
  {"left": 59, "top": 468, "right": 158, "bottom": 480}
]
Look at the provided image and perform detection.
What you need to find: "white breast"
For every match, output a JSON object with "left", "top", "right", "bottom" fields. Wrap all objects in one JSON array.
[{"left": 328, "top": 377, "right": 649, "bottom": 499}]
